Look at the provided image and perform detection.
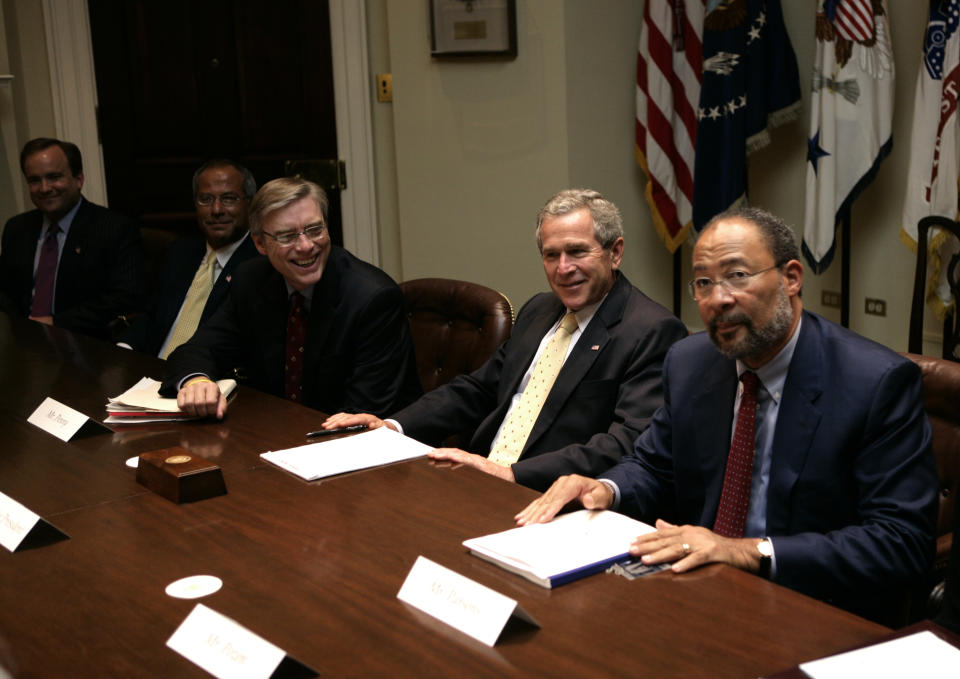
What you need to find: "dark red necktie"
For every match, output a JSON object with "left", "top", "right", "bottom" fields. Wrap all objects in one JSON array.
[
  {"left": 31, "top": 224, "right": 60, "bottom": 317},
  {"left": 713, "top": 371, "right": 759, "bottom": 538},
  {"left": 285, "top": 292, "right": 308, "bottom": 402}
]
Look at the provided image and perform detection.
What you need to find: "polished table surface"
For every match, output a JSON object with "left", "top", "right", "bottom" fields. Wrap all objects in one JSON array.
[{"left": 0, "top": 312, "right": 894, "bottom": 677}]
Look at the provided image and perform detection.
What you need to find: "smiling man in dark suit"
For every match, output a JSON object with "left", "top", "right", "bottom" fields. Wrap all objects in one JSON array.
[
  {"left": 0, "top": 138, "right": 144, "bottom": 339},
  {"left": 118, "top": 159, "right": 261, "bottom": 357},
  {"left": 323, "top": 189, "right": 687, "bottom": 491},
  {"left": 517, "top": 206, "right": 938, "bottom": 621},
  {"left": 161, "top": 176, "right": 421, "bottom": 418}
]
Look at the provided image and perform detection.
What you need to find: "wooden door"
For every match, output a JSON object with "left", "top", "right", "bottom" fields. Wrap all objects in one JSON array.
[{"left": 88, "top": 0, "right": 343, "bottom": 245}]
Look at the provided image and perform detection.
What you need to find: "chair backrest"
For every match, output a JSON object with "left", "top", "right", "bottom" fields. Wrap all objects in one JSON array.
[
  {"left": 140, "top": 226, "right": 179, "bottom": 297},
  {"left": 399, "top": 278, "right": 513, "bottom": 393},
  {"left": 908, "top": 216, "right": 960, "bottom": 360},
  {"left": 902, "top": 353, "right": 960, "bottom": 548}
]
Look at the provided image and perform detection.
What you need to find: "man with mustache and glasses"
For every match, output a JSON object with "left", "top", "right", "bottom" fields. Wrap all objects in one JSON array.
[
  {"left": 517, "top": 206, "right": 938, "bottom": 622},
  {"left": 0, "top": 137, "right": 144, "bottom": 339},
  {"left": 161, "top": 176, "right": 420, "bottom": 419},
  {"left": 118, "top": 159, "right": 261, "bottom": 357}
]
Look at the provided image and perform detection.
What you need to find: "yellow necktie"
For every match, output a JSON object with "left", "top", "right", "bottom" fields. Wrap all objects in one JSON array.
[
  {"left": 489, "top": 312, "right": 578, "bottom": 466},
  {"left": 163, "top": 253, "right": 217, "bottom": 359}
]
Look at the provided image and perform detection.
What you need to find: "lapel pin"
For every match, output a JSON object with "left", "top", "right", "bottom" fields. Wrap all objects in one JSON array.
[
  {"left": 591, "top": 345, "right": 600, "bottom": 351},
  {"left": 75, "top": 246, "right": 82, "bottom": 254},
  {"left": 225, "top": 275, "right": 232, "bottom": 283}
]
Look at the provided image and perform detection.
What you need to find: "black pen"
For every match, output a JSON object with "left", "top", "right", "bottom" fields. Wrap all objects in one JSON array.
[{"left": 305, "top": 424, "right": 369, "bottom": 438}]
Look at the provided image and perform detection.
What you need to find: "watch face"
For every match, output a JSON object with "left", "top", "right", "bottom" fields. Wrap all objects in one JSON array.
[{"left": 757, "top": 539, "right": 774, "bottom": 558}]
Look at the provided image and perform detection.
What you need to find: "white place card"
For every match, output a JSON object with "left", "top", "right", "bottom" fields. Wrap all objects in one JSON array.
[
  {"left": 397, "top": 556, "right": 538, "bottom": 647},
  {"left": 167, "top": 603, "right": 286, "bottom": 679},
  {"left": 0, "top": 491, "right": 42, "bottom": 552},
  {"left": 27, "top": 397, "right": 108, "bottom": 442},
  {"left": 799, "top": 630, "right": 960, "bottom": 679}
]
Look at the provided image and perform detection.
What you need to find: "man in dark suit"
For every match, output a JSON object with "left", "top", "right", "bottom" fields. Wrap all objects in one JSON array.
[
  {"left": 0, "top": 138, "right": 144, "bottom": 339},
  {"left": 518, "top": 206, "right": 938, "bottom": 620},
  {"left": 323, "top": 189, "right": 686, "bottom": 491},
  {"left": 161, "top": 177, "right": 420, "bottom": 418},
  {"left": 118, "top": 159, "right": 261, "bottom": 357}
]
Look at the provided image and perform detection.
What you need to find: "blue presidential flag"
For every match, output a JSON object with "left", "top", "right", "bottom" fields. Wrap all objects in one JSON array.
[{"left": 692, "top": 0, "right": 801, "bottom": 230}]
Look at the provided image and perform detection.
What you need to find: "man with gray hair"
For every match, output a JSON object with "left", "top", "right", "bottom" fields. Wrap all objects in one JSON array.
[
  {"left": 323, "top": 188, "right": 686, "bottom": 490},
  {"left": 119, "top": 159, "right": 261, "bottom": 357},
  {"left": 161, "top": 176, "right": 421, "bottom": 418}
]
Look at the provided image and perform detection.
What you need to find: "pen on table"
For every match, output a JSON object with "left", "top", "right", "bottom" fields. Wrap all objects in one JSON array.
[{"left": 305, "top": 424, "right": 369, "bottom": 438}]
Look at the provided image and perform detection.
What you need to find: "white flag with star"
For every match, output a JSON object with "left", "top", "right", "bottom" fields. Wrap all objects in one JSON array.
[{"left": 802, "top": 0, "right": 894, "bottom": 274}]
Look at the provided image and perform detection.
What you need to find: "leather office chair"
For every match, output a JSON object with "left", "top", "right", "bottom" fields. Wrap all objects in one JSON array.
[
  {"left": 399, "top": 278, "right": 513, "bottom": 394},
  {"left": 908, "top": 216, "right": 960, "bottom": 360},
  {"left": 901, "top": 352, "right": 960, "bottom": 618}
]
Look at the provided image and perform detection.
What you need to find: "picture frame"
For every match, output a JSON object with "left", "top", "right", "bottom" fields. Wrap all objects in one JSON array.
[{"left": 430, "top": 0, "right": 517, "bottom": 59}]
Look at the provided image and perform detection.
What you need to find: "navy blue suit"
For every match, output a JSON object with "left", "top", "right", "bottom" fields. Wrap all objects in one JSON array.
[
  {"left": 160, "top": 246, "right": 421, "bottom": 417},
  {"left": 0, "top": 198, "right": 144, "bottom": 339},
  {"left": 394, "top": 273, "right": 687, "bottom": 490},
  {"left": 603, "top": 311, "right": 938, "bottom": 618},
  {"left": 119, "top": 234, "right": 260, "bottom": 356}
]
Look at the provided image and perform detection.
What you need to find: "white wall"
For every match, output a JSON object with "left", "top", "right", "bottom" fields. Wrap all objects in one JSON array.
[{"left": 371, "top": 0, "right": 939, "bottom": 354}]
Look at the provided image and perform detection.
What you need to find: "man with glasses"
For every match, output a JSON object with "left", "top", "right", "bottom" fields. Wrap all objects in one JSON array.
[
  {"left": 161, "top": 176, "right": 420, "bottom": 419},
  {"left": 517, "top": 206, "right": 937, "bottom": 621},
  {"left": 118, "top": 159, "right": 261, "bottom": 357}
]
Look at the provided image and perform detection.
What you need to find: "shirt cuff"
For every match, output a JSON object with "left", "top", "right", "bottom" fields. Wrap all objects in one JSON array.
[
  {"left": 598, "top": 478, "right": 621, "bottom": 510},
  {"left": 178, "top": 373, "right": 211, "bottom": 390},
  {"left": 384, "top": 418, "right": 403, "bottom": 435}
]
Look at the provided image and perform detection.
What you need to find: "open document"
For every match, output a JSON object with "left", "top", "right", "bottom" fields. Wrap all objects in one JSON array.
[
  {"left": 260, "top": 426, "right": 432, "bottom": 481},
  {"left": 105, "top": 377, "right": 237, "bottom": 423},
  {"left": 463, "top": 509, "right": 657, "bottom": 588}
]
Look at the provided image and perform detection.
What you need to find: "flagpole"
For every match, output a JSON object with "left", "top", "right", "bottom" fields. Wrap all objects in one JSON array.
[
  {"left": 840, "top": 206, "right": 851, "bottom": 328},
  {"left": 673, "top": 249, "right": 682, "bottom": 318}
]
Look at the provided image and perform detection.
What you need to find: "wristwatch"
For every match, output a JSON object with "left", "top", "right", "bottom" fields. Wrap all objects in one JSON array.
[{"left": 756, "top": 538, "right": 773, "bottom": 579}]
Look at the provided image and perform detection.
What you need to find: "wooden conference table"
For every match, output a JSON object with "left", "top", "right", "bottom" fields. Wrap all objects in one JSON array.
[{"left": 0, "top": 312, "right": 892, "bottom": 677}]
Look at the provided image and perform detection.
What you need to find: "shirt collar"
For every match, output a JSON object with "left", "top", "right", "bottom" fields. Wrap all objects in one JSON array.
[
  {"left": 42, "top": 196, "right": 83, "bottom": 236},
  {"left": 737, "top": 315, "right": 802, "bottom": 404},
  {"left": 209, "top": 231, "right": 249, "bottom": 268},
  {"left": 567, "top": 293, "right": 607, "bottom": 332}
]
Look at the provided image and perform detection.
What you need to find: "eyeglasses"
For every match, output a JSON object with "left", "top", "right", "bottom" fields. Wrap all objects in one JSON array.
[
  {"left": 688, "top": 264, "right": 782, "bottom": 300},
  {"left": 260, "top": 223, "right": 327, "bottom": 246},
  {"left": 196, "top": 193, "right": 245, "bottom": 207}
]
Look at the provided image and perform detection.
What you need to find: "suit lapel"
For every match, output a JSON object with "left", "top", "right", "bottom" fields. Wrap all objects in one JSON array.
[
  {"left": 302, "top": 248, "right": 343, "bottom": 389},
  {"left": 766, "top": 313, "right": 823, "bottom": 534},
  {"left": 55, "top": 200, "right": 90, "bottom": 302},
  {"left": 691, "top": 354, "right": 739, "bottom": 524},
  {"left": 521, "top": 275, "right": 628, "bottom": 453}
]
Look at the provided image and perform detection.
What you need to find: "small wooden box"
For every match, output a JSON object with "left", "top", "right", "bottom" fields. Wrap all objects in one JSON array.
[{"left": 136, "top": 447, "right": 227, "bottom": 504}]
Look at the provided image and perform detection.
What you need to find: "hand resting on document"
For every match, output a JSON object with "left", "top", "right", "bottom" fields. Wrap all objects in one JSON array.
[
  {"left": 321, "top": 412, "right": 515, "bottom": 482},
  {"left": 515, "top": 474, "right": 765, "bottom": 575},
  {"left": 177, "top": 377, "right": 228, "bottom": 420}
]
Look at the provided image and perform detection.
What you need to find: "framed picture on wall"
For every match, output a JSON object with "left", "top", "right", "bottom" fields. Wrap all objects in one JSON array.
[{"left": 430, "top": 0, "right": 517, "bottom": 58}]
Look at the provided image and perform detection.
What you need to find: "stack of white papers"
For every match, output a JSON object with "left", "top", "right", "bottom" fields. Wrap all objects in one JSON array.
[
  {"left": 260, "top": 426, "right": 432, "bottom": 480},
  {"left": 463, "top": 509, "right": 657, "bottom": 588},
  {"left": 105, "top": 377, "right": 237, "bottom": 423}
]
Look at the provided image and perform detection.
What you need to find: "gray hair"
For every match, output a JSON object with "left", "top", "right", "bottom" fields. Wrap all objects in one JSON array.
[
  {"left": 536, "top": 188, "right": 623, "bottom": 251},
  {"left": 192, "top": 159, "right": 257, "bottom": 199},
  {"left": 247, "top": 177, "right": 329, "bottom": 236}
]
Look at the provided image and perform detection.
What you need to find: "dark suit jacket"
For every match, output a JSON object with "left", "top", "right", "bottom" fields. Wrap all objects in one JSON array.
[
  {"left": 936, "top": 494, "right": 960, "bottom": 634},
  {"left": 0, "top": 198, "right": 144, "bottom": 339},
  {"left": 119, "top": 234, "right": 260, "bottom": 355},
  {"left": 394, "top": 273, "right": 687, "bottom": 490},
  {"left": 604, "top": 311, "right": 938, "bottom": 618},
  {"left": 160, "top": 246, "right": 421, "bottom": 416}
]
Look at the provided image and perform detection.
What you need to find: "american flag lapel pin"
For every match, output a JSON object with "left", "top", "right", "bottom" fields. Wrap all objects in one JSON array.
[
  {"left": 75, "top": 246, "right": 82, "bottom": 254},
  {"left": 226, "top": 274, "right": 232, "bottom": 283},
  {"left": 591, "top": 344, "right": 600, "bottom": 351}
]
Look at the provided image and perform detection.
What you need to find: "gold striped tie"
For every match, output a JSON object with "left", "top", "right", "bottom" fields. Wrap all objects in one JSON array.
[
  {"left": 163, "top": 253, "right": 217, "bottom": 359},
  {"left": 488, "top": 312, "right": 578, "bottom": 466}
]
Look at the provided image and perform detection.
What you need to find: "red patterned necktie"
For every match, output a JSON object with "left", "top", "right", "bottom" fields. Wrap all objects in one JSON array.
[
  {"left": 285, "top": 292, "right": 308, "bottom": 402},
  {"left": 31, "top": 224, "right": 60, "bottom": 316},
  {"left": 713, "top": 371, "right": 759, "bottom": 538}
]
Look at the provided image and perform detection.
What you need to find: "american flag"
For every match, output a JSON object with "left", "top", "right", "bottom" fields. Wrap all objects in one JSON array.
[{"left": 636, "top": 0, "right": 704, "bottom": 253}]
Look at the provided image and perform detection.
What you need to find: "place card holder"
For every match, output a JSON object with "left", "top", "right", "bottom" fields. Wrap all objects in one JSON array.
[
  {"left": 0, "top": 491, "right": 69, "bottom": 553},
  {"left": 136, "top": 447, "right": 227, "bottom": 504}
]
